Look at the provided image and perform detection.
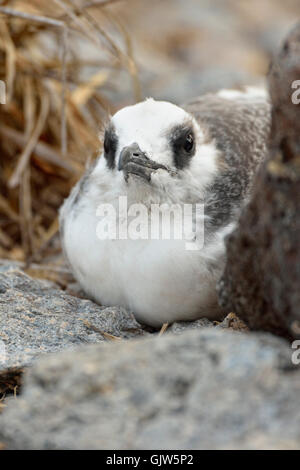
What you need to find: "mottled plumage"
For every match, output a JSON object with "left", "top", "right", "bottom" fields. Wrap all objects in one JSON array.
[{"left": 185, "top": 88, "right": 270, "bottom": 231}]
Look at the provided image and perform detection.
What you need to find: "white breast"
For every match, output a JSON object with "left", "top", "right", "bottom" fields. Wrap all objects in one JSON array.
[{"left": 62, "top": 197, "right": 229, "bottom": 327}]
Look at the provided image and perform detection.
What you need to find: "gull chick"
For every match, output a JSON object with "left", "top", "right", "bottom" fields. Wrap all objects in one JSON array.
[{"left": 60, "top": 88, "right": 271, "bottom": 327}]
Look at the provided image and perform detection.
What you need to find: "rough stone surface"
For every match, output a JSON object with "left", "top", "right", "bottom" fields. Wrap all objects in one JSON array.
[
  {"left": 218, "top": 23, "right": 300, "bottom": 338},
  {"left": 169, "top": 314, "right": 248, "bottom": 334},
  {"left": 0, "top": 267, "right": 146, "bottom": 373},
  {"left": 0, "top": 328, "right": 299, "bottom": 450},
  {"left": 168, "top": 318, "right": 213, "bottom": 334}
]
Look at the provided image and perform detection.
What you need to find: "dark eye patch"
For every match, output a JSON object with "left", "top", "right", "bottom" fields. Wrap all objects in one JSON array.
[
  {"left": 169, "top": 124, "right": 196, "bottom": 169},
  {"left": 103, "top": 124, "right": 118, "bottom": 169}
]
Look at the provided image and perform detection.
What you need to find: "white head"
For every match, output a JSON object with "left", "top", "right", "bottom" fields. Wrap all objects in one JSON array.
[{"left": 98, "top": 98, "right": 219, "bottom": 203}]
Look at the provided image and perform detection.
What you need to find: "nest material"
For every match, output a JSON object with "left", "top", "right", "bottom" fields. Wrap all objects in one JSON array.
[{"left": 0, "top": 0, "right": 139, "bottom": 274}]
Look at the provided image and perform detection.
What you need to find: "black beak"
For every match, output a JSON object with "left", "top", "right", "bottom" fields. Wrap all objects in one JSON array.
[
  {"left": 118, "top": 143, "right": 173, "bottom": 183},
  {"left": 118, "top": 143, "right": 144, "bottom": 171}
]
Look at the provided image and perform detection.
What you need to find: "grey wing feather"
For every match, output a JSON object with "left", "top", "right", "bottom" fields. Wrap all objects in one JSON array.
[{"left": 183, "top": 93, "right": 271, "bottom": 230}]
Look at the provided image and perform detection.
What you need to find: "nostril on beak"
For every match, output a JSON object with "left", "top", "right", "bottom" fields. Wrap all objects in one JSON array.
[{"left": 118, "top": 143, "right": 143, "bottom": 171}]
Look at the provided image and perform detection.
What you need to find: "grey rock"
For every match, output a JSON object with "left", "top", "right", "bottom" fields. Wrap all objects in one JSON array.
[
  {"left": 168, "top": 313, "right": 249, "bottom": 335},
  {"left": 218, "top": 24, "right": 300, "bottom": 338},
  {"left": 0, "top": 328, "right": 299, "bottom": 449},
  {"left": 168, "top": 318, "right": 213, "bottom": 334},
  {"left": 0, "top": 268, "right": 145, "bottom": 373}
]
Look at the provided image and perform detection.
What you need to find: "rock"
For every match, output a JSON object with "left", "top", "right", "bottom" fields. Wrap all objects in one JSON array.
[
  {"left": 167, "top": 314, "right": 248, "bottom": 335},
  {"left": 218, "top": 23, "right": 300, "bottom": 338},
  {"left": 215, "top": 312, "right": 249, "bottom": 332},
  {"left": 0, "top": 328, "right": 299, "bottom": 450},
  {"left": 0, "top": 267, "right": 146, "bottom": 377},
  {"left": 168, "top": 318, "right": 213, "bottom": 334}
]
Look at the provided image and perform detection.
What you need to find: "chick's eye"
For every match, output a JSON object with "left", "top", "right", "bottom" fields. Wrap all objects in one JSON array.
[{"left": 184, "top": 133, "right": 194, "bottom": 153}]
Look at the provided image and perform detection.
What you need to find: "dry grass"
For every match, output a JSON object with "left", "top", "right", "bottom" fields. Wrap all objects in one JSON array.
[{"left": 0, "top": 0, "right": 139, "bottom": 273}]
